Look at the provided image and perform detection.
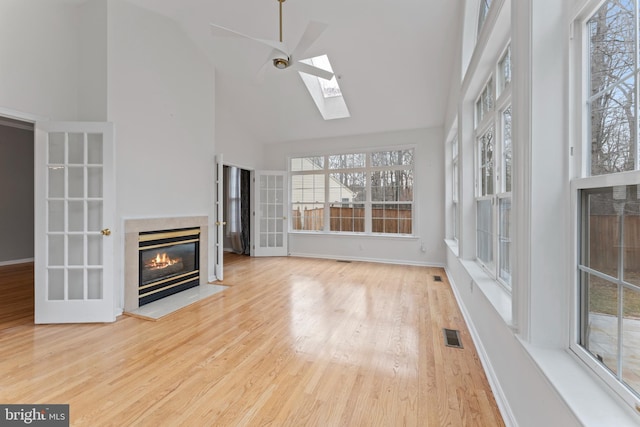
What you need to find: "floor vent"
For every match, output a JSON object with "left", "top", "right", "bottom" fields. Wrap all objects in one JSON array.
[
  {"left": 337, "top": 260, "right": 352, "bottom": 263},
  {"left": 443, "top": 328, "right": 463, "bottom": 349},
  {"left": 434, "top": 275, "right": 443, "bottom": 282}
]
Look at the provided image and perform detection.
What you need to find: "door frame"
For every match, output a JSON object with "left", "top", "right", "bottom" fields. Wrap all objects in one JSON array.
[
  {"left": 0, "top": 108, "right": 42, "bottom": 318},
  {"left": 214, "top": 155, "right": 255, "bottom": 279}
]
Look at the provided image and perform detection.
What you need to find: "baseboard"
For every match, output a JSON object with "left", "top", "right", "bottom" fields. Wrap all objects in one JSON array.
[
  {"left": 289, "top": 252, "right": 445, "bottom": 268},
  {"left": 0, "top": 258, "right": 34, "bottom": 267},
  {"left": 444, "top": 266, "right": 518, "bottom": 427}
]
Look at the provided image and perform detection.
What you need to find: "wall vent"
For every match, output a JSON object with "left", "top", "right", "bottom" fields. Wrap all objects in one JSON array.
[{"left": 443, "top": 328, "right": 463, "bottom": 349}]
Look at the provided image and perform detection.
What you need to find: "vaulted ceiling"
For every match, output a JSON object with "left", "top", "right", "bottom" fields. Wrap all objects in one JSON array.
[{"left": 124, "top": 0, "right": 462, "bottom": 144}]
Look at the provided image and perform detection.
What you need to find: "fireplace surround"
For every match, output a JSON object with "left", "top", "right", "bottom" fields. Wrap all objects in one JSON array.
[{"left": 124, "top": 216, "right": 209, "bottom": 312}]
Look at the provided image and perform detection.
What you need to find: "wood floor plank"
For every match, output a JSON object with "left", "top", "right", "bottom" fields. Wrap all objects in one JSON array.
[{"left": 0, "top": 255, "right": 504, "bottom": 426}]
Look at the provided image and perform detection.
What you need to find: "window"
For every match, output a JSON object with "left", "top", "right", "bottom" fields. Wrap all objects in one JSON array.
[
  {"left": 474, "top": 44, "right": 512, "bottom": 289},
  {"left": 588, "top": 1, "right": 637, "bottom": 176},
  {"left": 578, "top": 185, "right": 640, "bottom": 398},
  {"left": 452, "top": 136, "right": 459, "bottom": 241},
  {"left": 290, "top": 149, "right": 414, "bottom": 236},
  {"left": 478, "top": 0, "right": 492, "bottom": 37},
  {"left": 574, "top": 0, "right": 640, "bottom": 405},
  {"left": 298, "top": 55, "right": 350, "bottom": 120}
]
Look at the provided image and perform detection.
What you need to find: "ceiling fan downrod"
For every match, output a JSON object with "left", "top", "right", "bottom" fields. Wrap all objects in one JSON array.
[
  {"left": 278, "top": 0, "right": 285, "bottom": 43},
  {"left": 274, "top": 0, "right": 289, "bottom": 69}
]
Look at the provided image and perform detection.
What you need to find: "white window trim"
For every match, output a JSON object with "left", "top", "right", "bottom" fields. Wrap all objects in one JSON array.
[
  {"left": 288, "top": 146, "right": 416, "bottom": 238},
  {"left": 473, "top": 45, "right": 513, "bottom": 291},
  {"left": 569, "top": 0, "right": 640, "bottom": 411}
]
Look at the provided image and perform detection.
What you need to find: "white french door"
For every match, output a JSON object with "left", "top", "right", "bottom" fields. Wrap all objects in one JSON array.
[
  {"left": 253, "top": 171, "right": 288, "bottom": 257},
  {"left": 34, "top": 122, "right": 115, "bottom": 323}
]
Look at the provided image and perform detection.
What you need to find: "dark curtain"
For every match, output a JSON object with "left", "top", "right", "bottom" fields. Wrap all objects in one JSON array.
[{"left": 240, "top": 169, "right": 251, "bottom": 255}]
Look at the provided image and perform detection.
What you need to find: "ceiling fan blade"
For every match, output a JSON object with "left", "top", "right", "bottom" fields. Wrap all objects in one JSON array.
[
  {"left": 294, "top": 61, "right": 334, "bottom": 81},
  {"left": 210, "top": 23, "right": 288, "bottom": 55},
  {"left": 290, "top": 21, "right": 328, "bottom": 60}
]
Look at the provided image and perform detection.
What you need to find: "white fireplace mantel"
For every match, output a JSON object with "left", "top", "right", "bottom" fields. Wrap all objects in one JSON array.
[{"left": 123, "top": 216, "right": 209, "bottom": 312}]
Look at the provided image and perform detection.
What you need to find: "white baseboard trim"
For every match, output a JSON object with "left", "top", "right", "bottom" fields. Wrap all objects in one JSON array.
[
  {"left": 289, "top": 252, "right": 445, "bottom": 268},
  {"left": 0, "top": 258, "right": 34, "bottom": 267},
  {"left": 445, "top": 266, "right": 518, "bottom": 427}
]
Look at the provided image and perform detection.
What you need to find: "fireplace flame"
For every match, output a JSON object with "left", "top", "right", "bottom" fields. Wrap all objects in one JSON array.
[{"left": 147, "top": 252, "right": 181, "bottom": 270}]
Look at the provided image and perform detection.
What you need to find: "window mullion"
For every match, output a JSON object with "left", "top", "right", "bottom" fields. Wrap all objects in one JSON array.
[
  {"left": 365, "top": 155, "right": 372, "bottom": 233},
  {"left": 617, "top": 205, "right": 625, "bottom": 378},
  {"left": 324, "top": 159, "right": 330, "bottom": 232}
]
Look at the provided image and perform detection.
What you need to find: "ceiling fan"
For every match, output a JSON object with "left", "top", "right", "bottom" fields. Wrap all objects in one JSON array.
[{"left": 210, "top": 0, "right": 334, "bottom": 81}]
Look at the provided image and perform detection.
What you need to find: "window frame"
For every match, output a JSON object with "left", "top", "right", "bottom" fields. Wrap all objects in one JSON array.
[
  {"left": 452, "top": 135, "right": 459, "bottom": 242},
  {"left": 570, "top": 0, "right": 640, "bottom": 410},
  {"left": 288, "top": 146, "right": 416, "bottom": 237},
  {"left": 474, "top": 42, "right": 513, "bottom": 291}
]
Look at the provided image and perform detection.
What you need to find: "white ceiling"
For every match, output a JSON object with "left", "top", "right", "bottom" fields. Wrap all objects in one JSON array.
[{"left": 124, "top": 0, "right": 462, "bottom": 144}]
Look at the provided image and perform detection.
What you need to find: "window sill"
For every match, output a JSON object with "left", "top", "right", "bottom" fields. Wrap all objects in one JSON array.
[
  {"left": 519, "top": 341, "right": 640, "bottom": 426},
  {"left": 462, "top": 259, "right": 513, "bottom": 327},
  {"left": 444, "top": 238, "right": 459, "bottom": 257},
  {"left": 445, "top": 241, "right": 513, "bottom": 327},
  {"left": 290, "top": 231, "right": 419, "bottom": 240}
]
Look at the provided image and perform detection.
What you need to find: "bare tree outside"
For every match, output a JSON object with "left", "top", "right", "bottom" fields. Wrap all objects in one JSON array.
[{"left": 589, "top": 0, "right": 637, "bottom": 175}]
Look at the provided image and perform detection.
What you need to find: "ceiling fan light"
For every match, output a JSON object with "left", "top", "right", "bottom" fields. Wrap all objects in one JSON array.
[{"left": 273, "top": 58, "right": 289, "bottom": 69}]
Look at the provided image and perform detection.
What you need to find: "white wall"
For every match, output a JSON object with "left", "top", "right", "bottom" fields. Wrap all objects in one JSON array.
[
  {"left": 0, "top": 0, "right": 81, "bottom": 120},
  {"left": 215, "top": 90, "right": 264, "bottom": 170},
  {"left": 79, "top": 0, "right": 108, "bottom": 121},
  {"left": 264, "top": 128, "right": 445, "bottom": 266},
  {"left": 108, "top": 0, "right": 215, "bottom": 218},
  {"left": 107, "top": 0, "right": 216, "bottom": 299}
]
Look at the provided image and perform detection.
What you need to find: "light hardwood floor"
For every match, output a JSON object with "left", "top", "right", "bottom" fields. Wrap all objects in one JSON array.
[{"left": 0, "top": 255, "right": 504, "bottom": 426}]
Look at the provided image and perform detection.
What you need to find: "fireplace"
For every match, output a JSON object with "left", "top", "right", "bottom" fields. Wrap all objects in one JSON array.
[{"left": 138, "top": 228, "right": 200, "bottom": 306}]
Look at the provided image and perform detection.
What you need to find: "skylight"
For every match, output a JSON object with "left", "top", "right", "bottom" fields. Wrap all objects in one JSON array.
[{"left": 298, "top": 54, "right": 350, "bottom": 120}]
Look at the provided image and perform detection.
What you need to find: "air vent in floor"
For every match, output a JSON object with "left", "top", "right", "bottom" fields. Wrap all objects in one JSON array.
[
  {"left": 443, "top": 328, "right": 463, "bottom": 349},
  {"left": 434, "top": 275, "right": 443, "bottom": 282},
  {"left": 337, "top": 260, "right": 352, "bottom": 263}
]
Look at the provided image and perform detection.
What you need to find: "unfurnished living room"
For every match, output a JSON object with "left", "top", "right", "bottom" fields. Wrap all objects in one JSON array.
[{"left": 1, "top": 0, "right": 640, "bottom": 426}]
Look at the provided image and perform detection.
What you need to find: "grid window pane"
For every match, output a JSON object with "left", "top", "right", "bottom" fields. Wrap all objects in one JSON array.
[
  {"left": 588, "top": 1, "right": 638, "bottom": 176},
  {"left": 371, "top": 170, "right": 413, "bottom": 202},
  {"left": 579, "top": 184, "right": 640, "bottom": 397},
  {"left": 328, "top": 153, "right": 365, "bottom": 169},
  {"left": 478, "top": 127, "right": 495, "bottom": 196},
  {"left": 583, "top": 271, "right": 620, "bottom": 376},
  {"left": 477, "top": 199, "right": 493, "bottom": 267},
  {"left": 291, "top": 156, "right": 324, "bottom": 171},
  {"left": 371, "top": 150, "right": 414, "bottom": 167},
  {"left": 330, "top": 206, "right": 365, "bottom": 232},
  {"left": 502, "top": 107, "right": 512, "bottom": 193},
  {"left": 498, "top": 45, "right": 511, "bottom": 94},
  {"left": 498, "top": 197, "right": 512, "bottom": 286}
]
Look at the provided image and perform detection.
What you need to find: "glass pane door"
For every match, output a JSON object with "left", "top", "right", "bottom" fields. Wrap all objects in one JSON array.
[
  {"left": 254, "top": 171, "right": 287, "bottom": 256},
  {"left": 35, "top": 122, "right": 114, "bottom": 323}
]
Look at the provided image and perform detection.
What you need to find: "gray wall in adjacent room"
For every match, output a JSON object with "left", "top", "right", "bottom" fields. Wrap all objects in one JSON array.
[{"left": 0, "top": 124, "right": 34, "bottom": 263}]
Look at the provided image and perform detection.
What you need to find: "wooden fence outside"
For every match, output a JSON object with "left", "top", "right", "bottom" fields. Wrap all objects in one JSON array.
[
  {"left": 292, "top": 207, "right": 412, "bottom": 234},
  {"left": 587, "top": 215, "right": 640, "bottom": 272}
]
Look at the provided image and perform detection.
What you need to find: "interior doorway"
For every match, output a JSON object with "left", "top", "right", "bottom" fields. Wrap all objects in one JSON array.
[
  {"left": 0, "top": 116, "right": 35, "bottom": 325},
  {"left": 0, "top": 118, "right": 34, "bottom": 266},
  {"left": 222, "top": 165, "right": 252, "bottom": 257}
]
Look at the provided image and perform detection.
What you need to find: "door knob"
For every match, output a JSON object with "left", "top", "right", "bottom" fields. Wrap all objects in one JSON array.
[{"left": 101, "top": 228, "right": 111, "bottom": 236}]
